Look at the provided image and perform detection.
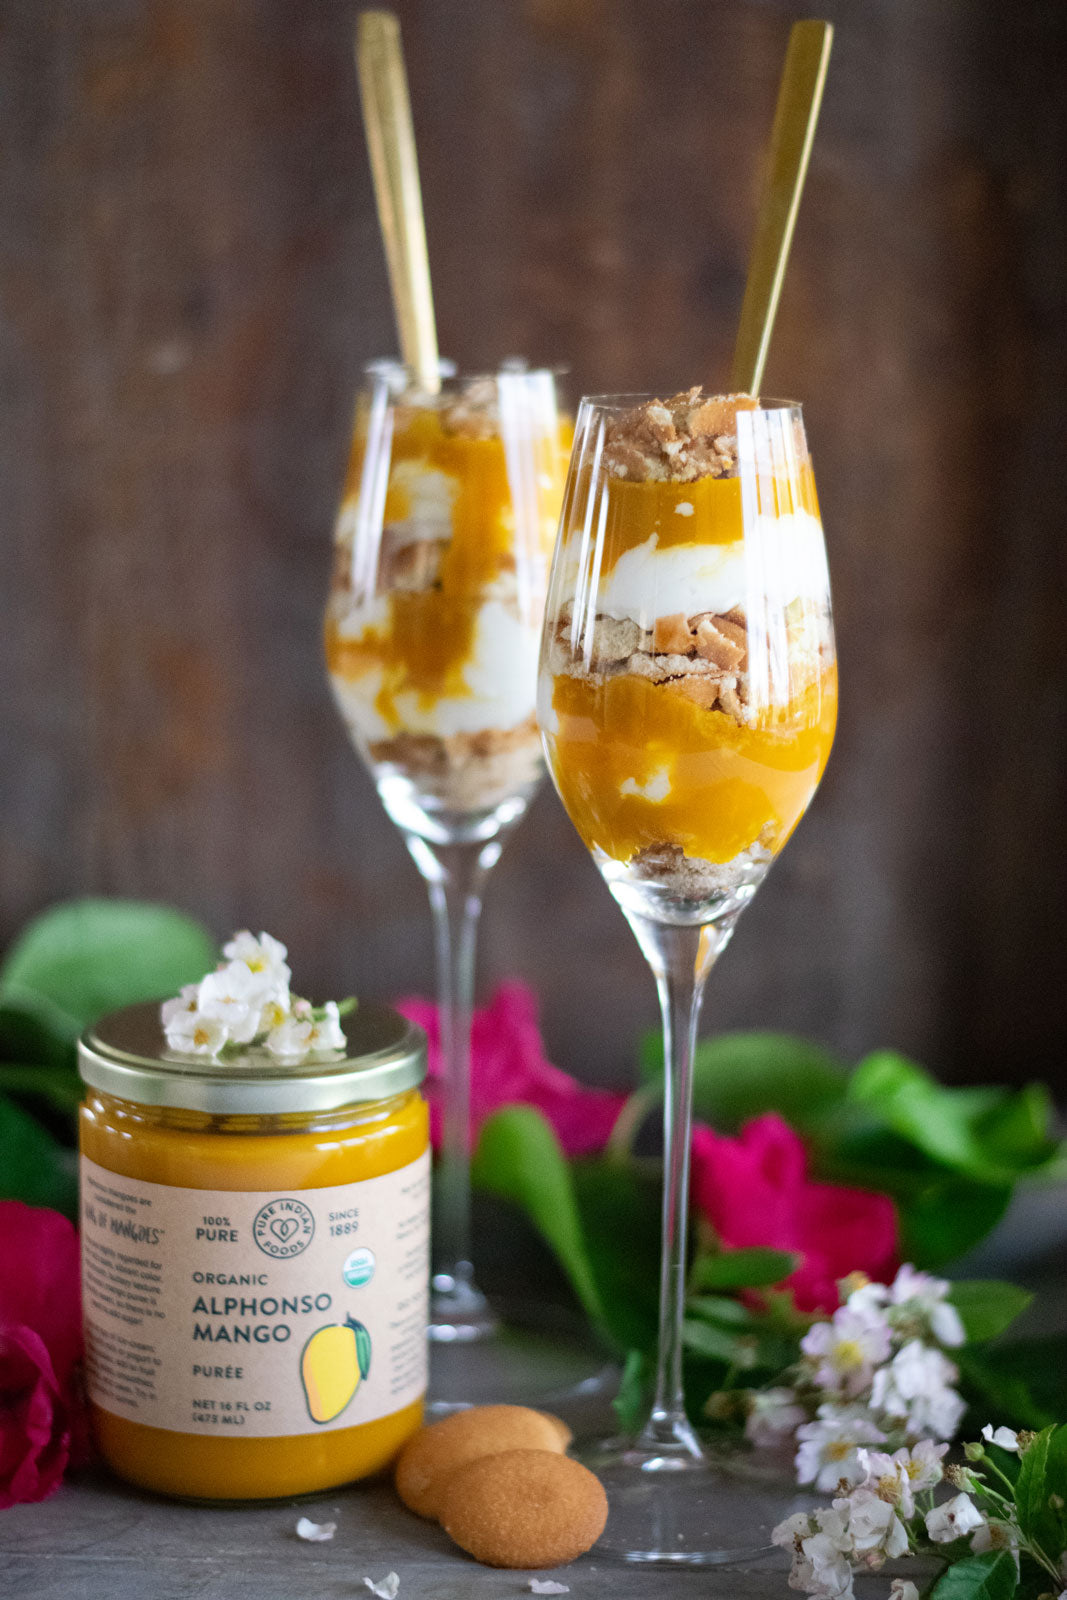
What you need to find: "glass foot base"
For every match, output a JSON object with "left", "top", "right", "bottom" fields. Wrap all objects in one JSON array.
[
  {"left": 581, "top": 1442, "right": 793, "bottom": 1566},
  {"left": 427, "top": 1320, "right": 617, "bottom": 1420}
]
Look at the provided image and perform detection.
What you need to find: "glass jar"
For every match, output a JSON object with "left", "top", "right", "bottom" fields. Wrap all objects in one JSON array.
[{"left": 78, "top": 1000, "right": 429, "bottom": 1501}]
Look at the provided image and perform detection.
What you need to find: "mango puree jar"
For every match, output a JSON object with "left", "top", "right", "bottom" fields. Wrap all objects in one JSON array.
[{"left": 78, "top": 1000, "right": 429, "bottom": 1501}]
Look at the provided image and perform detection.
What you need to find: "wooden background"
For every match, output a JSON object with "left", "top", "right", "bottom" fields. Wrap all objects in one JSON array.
[{"left": 1, "top": 0, "right": 1064, "bottom": 1090}]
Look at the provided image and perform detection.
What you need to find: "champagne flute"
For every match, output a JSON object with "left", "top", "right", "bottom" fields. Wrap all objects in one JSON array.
[
  {"left": 326, "top": 359, "right": 567, "bottom": 1350},
  {"left": 538, "top": 388, "right": 837, "bottom": 1560}
]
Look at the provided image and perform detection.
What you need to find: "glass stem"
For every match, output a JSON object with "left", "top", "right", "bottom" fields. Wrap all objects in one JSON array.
[
  {"left": 406, "top": 833, "right": 502, "bottom": 1339},
  {"left": 627, "top": 916, "right": 730, "bottom": 1462}
]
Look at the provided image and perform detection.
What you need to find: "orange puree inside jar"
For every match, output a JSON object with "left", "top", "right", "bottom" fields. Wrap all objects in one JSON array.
[
  {"left": 78, "top": 1003, "right": 429, "bottom": 1502},
  {"left": 547, "top": 666, "right": 837, "bottom": 866}
]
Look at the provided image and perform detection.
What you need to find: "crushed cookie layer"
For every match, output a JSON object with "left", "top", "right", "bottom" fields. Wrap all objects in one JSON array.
[{"left": 601, "top": 389, "right": 756, "bottom": 484}]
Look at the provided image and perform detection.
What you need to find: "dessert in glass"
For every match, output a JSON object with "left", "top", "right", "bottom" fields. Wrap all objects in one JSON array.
[
  {"left": 326, "top": 360, "right": 567, "bottom": 1352},
  {"left": 538, "top": 389, "right": 836, "bottom": 1560}
]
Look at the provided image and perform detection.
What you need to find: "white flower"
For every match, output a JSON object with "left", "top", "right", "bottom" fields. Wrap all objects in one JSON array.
[
  {"left": 870, "top": 1340, "right": 964, "bottom": 1439},
  {"left": 925, "top": 1493, "right": 985, "bottom": 1544},
  {"left": 257, "top": 997, "right": 290, "bottom": 1035},
  {"left": 903, "top": 1438, "right": 950, "bottom": 1492},
  {"left": 223, "top": 931, "right": 292, "bottom": 999},
  {"left": 773, "top": 1509, "right": 857, "bottom": 1599},
  {"left": 856, "top": 1448, "right": 916, "bottom": 1518},
  {"left": 160, "top": 983, "right": 200, "bottom": 1030},
  {"left": 971, "top": 1521, "right": 1018, "bottom": 1558},
  {"left": 746, "top": 1387, "right": 808, "bottom": 1448},
  {"left": 773, "top": 1512, "right": 816, "bottom": 1550},
  {"left": 197, "top": 961, "right": 265, "bottom": 1044},
  {"left": 889, "top": 1583, "right": 920, "bottom": 1600},
  {"left": 845, "top": 1278, "right": 891, "bottom": 1316},
  {"left": 163, "top": 1007, "right": 229, "bottom": 1057},
  {"left": 858, "top": 1439, "right": 948, "bottom": 1518},
  {"left": 798, "top": 1532, "right": 856, "bottom": 1598},
  {"left": 834, "top": 1487, "right": 909, "bottom": 1566},
  {"left": 796, "top": 1406, "right": 887, "bottom": 1493},
  {"left": 801, "top": 1306, "right": 893, "bottom": 1398},
  {"left": 888, "top": 1265, "right": 965, "bottom": 1348},
  {"left": 267, "top": 1002, "right": 346, "bottom": 1063},
  {"left": 981, "top": 1425, "right": 1021, "bottom": 1453}
]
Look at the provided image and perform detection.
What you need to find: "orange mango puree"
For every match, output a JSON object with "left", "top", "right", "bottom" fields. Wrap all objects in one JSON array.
[
  {"left": 325, "top": 408, "right": 566, "bottom": 732},
  {"left": 80, "top": 1088, "right": 428, "bottom": 1501},
  {"left": 546, "top": 666, "right": 837, "bottom": 866},
  {"left": 559, "top": 461, "right": 819, "bottom": 576}
]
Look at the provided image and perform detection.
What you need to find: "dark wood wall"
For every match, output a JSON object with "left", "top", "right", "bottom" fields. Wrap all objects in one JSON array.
[{"left": 1, "top": 0, "right": 1064, "bottom": 1088}]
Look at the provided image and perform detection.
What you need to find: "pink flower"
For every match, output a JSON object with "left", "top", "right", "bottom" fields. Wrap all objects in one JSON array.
[
  {"left": 690, "top": 1114, "right": 898, "bottom": 1313},
  {"left": 395, "top": 982, "right": 625, "bottom": 1156},
  {"left": 0, "top": 1202, "right": 89, "bottom": 1507}
]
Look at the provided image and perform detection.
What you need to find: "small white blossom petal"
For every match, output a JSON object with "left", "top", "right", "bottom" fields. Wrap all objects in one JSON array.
[
  {"left": 747, "top": 1387, "right": 808, "bottom": 1448},
  {"left": 164, "top": 1008, "right": 229, "bottom": 1058},
  {"left": 772, "top": 1512, "right": 814, "bottom": 1549},
  {"left": 267, "top": 1015, "right": 315, "bottom": 1061},
  {"left": 981, "top": 1425, "right": 1021, "bottom": 1453},
  {"left": 308, "top": 1000, "right": 347, "bottom": 1057},
  {"left": 925, "top": 1493, "right": 985, "bottom": 1544},
  {"left": 529, "top": 1584, "right": 570, "bottom": 1595},
  {"left": 801, "top": 1307, "right": 893, "bottom": 1399},
  {"left": 889, "top": 1583, "right": 920, "bottom": 1600},
  {"left": 198, "top": 962, "right": 264, "bottom": 1043},
  {"left": 363, "top": 1577, "right": 399, "bottom": 1600},
  {"left": 295, "top": 1516, "right": 336, "bottom": 1541},
  {"left": 795, "top": 1406, "right": 886, "bottom": 1493}
]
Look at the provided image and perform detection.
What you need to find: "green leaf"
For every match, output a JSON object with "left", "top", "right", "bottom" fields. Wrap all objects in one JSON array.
[
  {"left": 0, "top": 898, "right": 216, "bottom": 1035},
  {"left": 0, "top": 1092, "right": 78, "bottom": 1214},
  {"left": 958, "top": 1342, "right": 1067, "bottom": 1432},
  {"left": 639, "top": 1030, "right": 845, "bottom": 1131},
  {"left": 1015, "top": 1423, "right": 1067, "bottom": 1559},
  {"left": 686, "top": 1295, "right": 755, "bottom": 1328},
  {"left": 0, "top": 1001, "right": 76, "bottom": 1066},
  {"left": 0, "top": 1064, "right": 84, "bottom": 1115},
  {"left": 948, "top": 1281, "right": 1033, "bottom": 1343},
  {"left": 690, "top": 1248, "right": 799, "bottom": 1290},
  {"left": 612, "top": 1349, "right": 647, "bottom": 1434},
  {"left": 570, "top": 1160, "right": 661, "bottom": 1354},
  {"left": 472, "top": 1107, "right": 602, "bottom": 1326},
  {"left": 682, "top": 1318, "right": 756, "bottom": 1367},
  {"left": 847, "top": 1052, "right": 1059, "bottom": 1184},
  {"left": 896, "top": 1175, "right": 1012, "bottom": 1269},
  {"left": 930, "top": 1550, "right": 1018, "bottom": 1600}
]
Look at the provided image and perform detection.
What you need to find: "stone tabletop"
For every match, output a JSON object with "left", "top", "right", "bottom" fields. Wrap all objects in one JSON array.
[{"left": 2, "top": 1468, "right": 799, "bottom": 1600}]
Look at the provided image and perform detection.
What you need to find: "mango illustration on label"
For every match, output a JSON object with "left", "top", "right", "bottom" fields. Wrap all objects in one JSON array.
[{"left": 301, "top": 1315, "right": 372, "bottom": 1424}]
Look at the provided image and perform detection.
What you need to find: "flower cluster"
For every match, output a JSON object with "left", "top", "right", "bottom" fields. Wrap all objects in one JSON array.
[
  {"left": 744, "top": 1264, "right": 967, "bottom": 1481},
  {"left": 161, "top": 932, "right": 350, "bottom": 1063},
  {"left": 773, "top": 1422, "right": 1067, "bottom": 1600}
]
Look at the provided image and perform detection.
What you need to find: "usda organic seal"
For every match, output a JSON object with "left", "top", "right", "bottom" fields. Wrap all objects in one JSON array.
[{"left": 342, "top": 1247, "right": 375, "bottom": 1287}]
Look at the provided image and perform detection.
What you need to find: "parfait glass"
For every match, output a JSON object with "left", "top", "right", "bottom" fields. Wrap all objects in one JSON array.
[
  {"left": 325, "top": 360, "right": 568, "bottom": 1371},
  {"left": 538, "top": 390, "right": 837, "bottom": 1560}
]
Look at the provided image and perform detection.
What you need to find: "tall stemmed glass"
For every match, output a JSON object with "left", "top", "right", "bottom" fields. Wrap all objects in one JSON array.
[
  {"left": 538, "top": 389, "right": 837, "bottom": 1560},
  {"left": 326, "top": 360, "right": 566, "bottom": 1348}
]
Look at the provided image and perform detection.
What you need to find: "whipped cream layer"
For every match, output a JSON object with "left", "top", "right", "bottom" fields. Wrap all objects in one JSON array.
[
  {"left": 592, "top": 510, "right": 830, "bottom": 625},
  {"left": 331, "top": 598, "right": 540, "bottom": 742}
]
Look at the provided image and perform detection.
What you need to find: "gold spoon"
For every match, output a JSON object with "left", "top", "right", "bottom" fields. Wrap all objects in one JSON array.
[
  {"left": 730, "top": 19, "right": 833, "bottom": 397},
  {"left": 355, "top": 10, "right": 440, "bottom": 394}
]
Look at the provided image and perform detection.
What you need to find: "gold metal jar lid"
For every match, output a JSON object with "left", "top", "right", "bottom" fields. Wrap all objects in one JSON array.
[{"left": 78, "top": 1001, "right": 427, "bottom": 1116}]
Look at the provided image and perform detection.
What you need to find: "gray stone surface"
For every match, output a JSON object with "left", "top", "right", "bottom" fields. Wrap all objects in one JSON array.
[{"left": 0, "top": 1468, "right": 798, "bottom": 1600}]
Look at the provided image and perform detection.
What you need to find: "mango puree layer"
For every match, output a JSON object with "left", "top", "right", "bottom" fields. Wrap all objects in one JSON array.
[
  {"left": 326, "top": 408, "right": 565, "bottom": 734},
  {"left": 548, "top": 470, "right": 834, "bottom": 867}
]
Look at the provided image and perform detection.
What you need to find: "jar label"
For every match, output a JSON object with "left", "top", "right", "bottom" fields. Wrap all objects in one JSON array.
[{"left": 79, "top": 1150, "right": 429, "bottom": 1438}]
